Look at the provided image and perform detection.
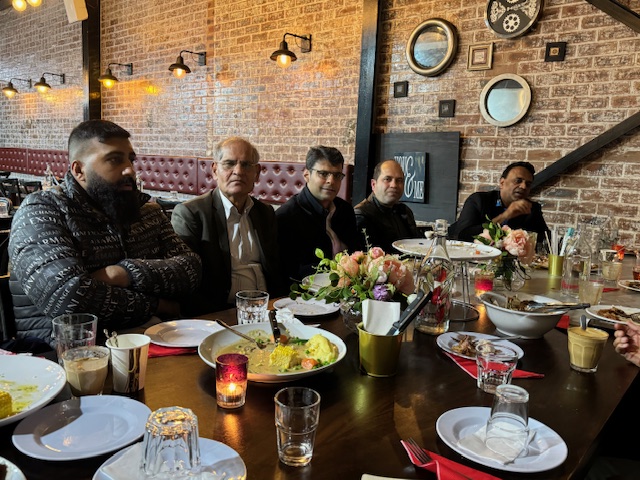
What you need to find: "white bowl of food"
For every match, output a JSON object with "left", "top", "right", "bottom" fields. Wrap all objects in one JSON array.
[{"left": 479, "top": 291, "right": 565, "bottom": 339}]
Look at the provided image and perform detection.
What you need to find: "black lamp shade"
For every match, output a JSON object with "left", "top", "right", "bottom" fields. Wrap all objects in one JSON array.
[
  {"left": 169, "top": 56, "right": 191, "bottom": 74},
  {"left": 270, "top": 40, "right": 297, "bottom": 63},
  {"left": 34, "top": 77, "right": 51, "bottom": 92},
  {"left": 98, "top": 68, "right": 118, "bottom": 84}
]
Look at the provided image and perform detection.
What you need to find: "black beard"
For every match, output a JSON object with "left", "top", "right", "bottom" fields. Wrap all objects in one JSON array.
[{"left": 85, "top": 173, "right": 141, "bottom": 226}]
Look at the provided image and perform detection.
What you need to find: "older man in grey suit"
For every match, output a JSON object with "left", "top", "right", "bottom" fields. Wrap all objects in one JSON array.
[{"left": 171, "top": 137, "right": 281, "bottom": 315}]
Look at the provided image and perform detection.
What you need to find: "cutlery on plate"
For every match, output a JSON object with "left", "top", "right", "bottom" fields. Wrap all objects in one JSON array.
[
  {"left": 523, "top": 301, "right": 590, "bottom": 312},
  {"left": 268, "top": 310, "right": 281, "bottom": 345},
  {"left": 214, "top": 319, "right": 268, "bottom": 349}
]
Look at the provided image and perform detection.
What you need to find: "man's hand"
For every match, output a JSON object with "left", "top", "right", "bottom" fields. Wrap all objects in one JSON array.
[
  {"left": 492, "top": 199, "right": 532, "bottom": 224},
  {"left": 91, "top": 265, "right": 131, "bottom": 288},
  {"left": 156, "top": 299, "right": 181, "bottom": 318},
  {"left": 614, "top": 322, "right": 640, "bottom": 368}
]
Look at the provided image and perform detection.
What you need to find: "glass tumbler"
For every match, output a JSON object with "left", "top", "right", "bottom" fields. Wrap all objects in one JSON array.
[{"left": 141, "top": 406, "right": 201, "bottom": 476}]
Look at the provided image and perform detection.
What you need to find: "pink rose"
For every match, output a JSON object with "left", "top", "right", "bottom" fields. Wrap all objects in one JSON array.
[
  {"left": 386, "top": 259, "right": 415, "bottom": 295},
  {"left": 503, "top": 229, "right": 529, "bottom": 257},
  {"left": 350, "top": 251, "right": 365, "bottom": 262},
  {"left": 369, "top": 247, "right": 385, "bottom": 259},
  {"left": 339, "top": 255, "right": 359, "bottom": 277}
]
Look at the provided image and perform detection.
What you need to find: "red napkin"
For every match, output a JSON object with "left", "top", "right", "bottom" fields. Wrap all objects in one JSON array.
[
  {"left": 148, "top": 344, "right": 197, "bottom": 358},
  {"left": 401, "top": 440, "right": 502, "bottom": 480},
  {"left": 556, "top": 314, "right": 570, "bottom": 330},
  {"left": 445, "top": 352, "right": 544, "bottom": 379},
  {"left": 603, "top": 287, "right": 619, "bottom": 292}
]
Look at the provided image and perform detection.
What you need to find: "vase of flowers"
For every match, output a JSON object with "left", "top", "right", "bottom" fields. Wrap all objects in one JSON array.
[
  {"left": 291, "top": 247, "right": 415, "bottom": 332},
  {"left": 474, "top": 218, "right": 535, "bottom": 292}
]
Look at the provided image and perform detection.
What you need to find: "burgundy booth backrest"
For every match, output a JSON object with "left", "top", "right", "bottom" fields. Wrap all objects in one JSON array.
[
  {"left": 135, "top": 155, "right": 198, "bottom": 195},
  {"left": 28, "top": 149, "right": 69, "bottom": 178},
  {"left": 0, "top": 148, "right": 353, "bottom": 204}
]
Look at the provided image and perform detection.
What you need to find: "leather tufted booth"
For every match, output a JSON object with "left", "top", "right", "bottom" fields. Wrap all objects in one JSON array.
[{"left": 0, "top": 148, "right": 353, "bottom": 204}]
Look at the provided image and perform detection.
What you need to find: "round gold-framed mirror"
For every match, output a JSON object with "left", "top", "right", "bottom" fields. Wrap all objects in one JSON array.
[
  {"left": 406, "top": 18, "right": 458, "bottom": 77},
  {"left": 479, "top": 73, "right": 532, "bottom": 127}
]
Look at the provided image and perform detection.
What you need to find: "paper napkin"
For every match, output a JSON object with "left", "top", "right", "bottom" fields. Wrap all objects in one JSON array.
[
  {"left": 457, "top": 424, "right": 539, "bottom": 465},
  {"left": 401, "top": 440, "right": 502, "bottom": 480},
  {"left": 362, "top": 299, "right": 400, "bottom": 335},
  {"left": 444, "top": 352, "right": 544, "bottom": 379},
  {"left": 102, "top": 442, "right": 142, "bottom": 478}
]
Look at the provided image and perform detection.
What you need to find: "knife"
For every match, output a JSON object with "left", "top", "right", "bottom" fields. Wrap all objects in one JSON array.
[
  {"left": 269, "top": 310, "right": 281, "bottom": 345},
  {"left": 386, "top": 290, "right": 433, "bottom": 336}
]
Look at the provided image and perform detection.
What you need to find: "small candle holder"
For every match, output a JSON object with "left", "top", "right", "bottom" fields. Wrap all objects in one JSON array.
[{"left": 215, "top": 353, "right": 248, "bottom": 409}]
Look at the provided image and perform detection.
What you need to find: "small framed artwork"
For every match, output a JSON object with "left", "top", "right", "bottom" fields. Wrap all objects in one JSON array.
[
  {"left": 438, "top": 99, "right": 455, "bottom": 118},
  {"left": 393, "top": 81, "right": 409, "bottom": 98},
  {"left": 545, "top": 42, "right": 567, "bottom": 62},
  {"left": 467, "top": 43, "right": 493, "bottom": 71}
]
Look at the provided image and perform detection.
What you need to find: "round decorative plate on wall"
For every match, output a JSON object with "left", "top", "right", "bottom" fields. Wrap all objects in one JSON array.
[
  {"left": 485, "top": 0, "right": 544, "bottom": 39},
  {"left": 406, "top": 18, "right": 458, "bottom": 77}
]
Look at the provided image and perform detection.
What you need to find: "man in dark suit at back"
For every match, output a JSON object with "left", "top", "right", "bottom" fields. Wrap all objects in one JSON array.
[{"left": 171, "top": 137, "right": 281, "bottom": 315}]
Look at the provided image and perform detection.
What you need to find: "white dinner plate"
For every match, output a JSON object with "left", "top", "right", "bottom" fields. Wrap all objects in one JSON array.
[
  {"left": 0, "top": 456, "right": 27, "bottom": 480},
  {"left": 273, "top": 297, "right": 339, "bottom": 317},
  {"left": 301, "top": 272, "right": 331, "bottom": 293},
  {"left": 437, "top": 331, "right": 524, "bottom": 360},
  {"left": 12, "top": 395, "right": 151, "bottom": 461},
  {"left": 0, "top": 356, "right": 66, "bottom": 428},
  {"left": 391, "top": 239, "right": 502, "bottom": 261},
  {"left": 198, "top": 322, "right": 346, "bottom": 383},
  {"left": 436, "top": 407, "right": 567, "bottom": 473},
  {"left": 93, "top": 438, "right": 247, "bottom": 480},
  {"left": 618, "top": 280, "right": 640, "bottom": 293},
  {"left": 585, "top": 304, "right": 640, "bottom": 325},
  {"left": 144, "top": 319, "right": 222, "bottom": 347}
]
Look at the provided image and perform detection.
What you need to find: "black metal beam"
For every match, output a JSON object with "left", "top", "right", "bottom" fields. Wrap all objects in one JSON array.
[
  {"left": 352, "top": 0, "right": 380, "bottom": 205},
  {"left": 532, "top": 110, "right": 640, "bottom": 189},
  {"left": 83, "top": 0, "right": 101, "bottom": 120},
  {"left": 585, "top": 0, "right": 640, "bottom": 32}
]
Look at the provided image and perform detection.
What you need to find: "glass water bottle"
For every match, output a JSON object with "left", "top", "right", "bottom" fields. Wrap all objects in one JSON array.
[
  {"left": 561, "top": 223, "right": 592, "bottom": 298},
  {"left": 414, "top": 219, "right": 455, "bottom": 335}
]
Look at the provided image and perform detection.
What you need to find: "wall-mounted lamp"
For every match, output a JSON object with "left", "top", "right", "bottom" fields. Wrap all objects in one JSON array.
[
  {"left": 168, "top": 50, "right": 206, "bottom": 78},
  {"left": 270, "top": 33, "right": 312, "bottom": 69},
  {"left": 2, "top": 78, "right": 32, "bottom": 98},
  {"left": 12, "top": 0, "right": 41, "bottom": 12},
  {"left": 34, "top": 72, "right": 65, "bottom": 93},
  {"left": 98, "top": 62, "right": 134, "bottom": 88}
]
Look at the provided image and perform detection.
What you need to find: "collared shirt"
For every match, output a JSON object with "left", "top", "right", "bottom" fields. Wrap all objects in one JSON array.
[{"left": 219, "top": 193, "right": 267, "bottom": 302}]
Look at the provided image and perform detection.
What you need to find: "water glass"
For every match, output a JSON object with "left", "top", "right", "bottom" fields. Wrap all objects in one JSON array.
[
  {"left": 274, "top": 387, "right": 321, "bottom": 467},
  {"left": 476, "top": 343, "right": 519, "bottom": 394},
  {"left": 578, "top": 272, "right": 604, "bottom": 305},
  {"left": 141, "top": 407, "right": 201, "bottom": 476},
  {"left": 52, "top": 313, "right": 98, "bottom": 365},
  {"left": 235, "top": 290, "right": 269, "bottom": 324},
  {"left": 600, "top": 249, "right": 622, "bottom": 286},
  {"left": 485, "top": 384, "right": 530, "bottom": 460}
]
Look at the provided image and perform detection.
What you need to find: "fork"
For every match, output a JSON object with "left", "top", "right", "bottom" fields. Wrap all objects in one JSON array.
[{"left": 404, "top": 437, "right": 432, "bottom": 465}]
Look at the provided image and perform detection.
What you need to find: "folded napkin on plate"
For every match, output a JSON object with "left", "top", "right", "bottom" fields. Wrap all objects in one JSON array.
[
  {"left": 102, "top": 442, "right": 142, "bottom": 478},
  {"left": 148, "top": 344, "right": 197, "bottom": 358},
  {"left": 457, "top": 424, "right": 540, "bottom": 465},
  {"left": 362, "top": 299, "right": 400, "bottom": 335},
  {"left": 444, "top": 352, "right": 544, "bottom": 379},
  {"left": 400, "top": 440, "right": 502, "bottom": 480}
]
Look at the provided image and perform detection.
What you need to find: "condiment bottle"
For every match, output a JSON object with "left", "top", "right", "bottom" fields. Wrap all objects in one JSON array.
[
  {"left": 561, "top": 222, "right": 592, "bottom": 298},
  {"left": 414, "top": 218, "right": 455, "bottom": 335}
]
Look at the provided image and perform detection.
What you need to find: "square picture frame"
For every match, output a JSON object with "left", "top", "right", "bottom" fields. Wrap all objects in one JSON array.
[
  {"left": 467, "top": 43, "right": 493, "bottom": 71},
  {"left": 438, "top": 99, "right": 455, "bottom": 118},
  {"left": 545, "top": 42, "right": 567, "bottom": 62},
  {"left": 393, "top": 81, "right": 409, "bottom": 98}
]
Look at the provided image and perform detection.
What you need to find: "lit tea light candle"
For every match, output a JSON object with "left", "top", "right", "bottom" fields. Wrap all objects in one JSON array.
[{"left": 215, "top": 353, "right": 249, "bottom": 409}]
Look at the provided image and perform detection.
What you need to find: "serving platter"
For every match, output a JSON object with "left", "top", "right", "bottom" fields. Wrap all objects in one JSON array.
[
  {"left": 391, "top": 239, "right": 501, "bottom": 261},
  {"left": 198, "top": 322, "right": 346, "bottom": 383}
]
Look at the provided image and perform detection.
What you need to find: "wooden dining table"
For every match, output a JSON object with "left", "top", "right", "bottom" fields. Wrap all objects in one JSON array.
[{"left": 1, "top": 259, "right": 639, "bottom": 480}]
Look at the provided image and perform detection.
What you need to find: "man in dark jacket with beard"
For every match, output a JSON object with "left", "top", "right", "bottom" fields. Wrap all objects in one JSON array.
[{"left": 8, "top": 120, "right": 202, "bottom": 346}]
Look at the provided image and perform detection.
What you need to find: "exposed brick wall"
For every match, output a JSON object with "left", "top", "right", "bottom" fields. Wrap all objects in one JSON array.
[
  {"left": 1, "top": 0, "right": 639, "bottom": 245},
  {"left": 377, "top": 0, "right": 640, "bottom": 245}
]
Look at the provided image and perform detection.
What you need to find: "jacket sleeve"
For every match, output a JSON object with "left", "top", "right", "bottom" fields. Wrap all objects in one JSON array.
[
  {"left": 118, "top": 206, "right": 202, "bottom": 297},
  {"left": 9, "top": 196, "right": 160, "bottom": 321}
]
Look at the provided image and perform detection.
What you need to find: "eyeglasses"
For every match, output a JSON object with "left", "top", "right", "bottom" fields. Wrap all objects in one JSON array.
[
  {"left": 218, "top": 160, "right": 258, "bottom": 171},
  {"left": 312, "top": 169, "right": 345, "bottom": 181}
]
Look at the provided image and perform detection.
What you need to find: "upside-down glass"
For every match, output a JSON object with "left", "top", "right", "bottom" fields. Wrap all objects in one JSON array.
[
  {"left": 141, "top": 407, "right": 201, "bottom": 476},
  {"left": 274, "top": 387, "right": 321, "bottom": 467},
  {"left": 485, "top": 384, "right": 530, "bottom": 460}
]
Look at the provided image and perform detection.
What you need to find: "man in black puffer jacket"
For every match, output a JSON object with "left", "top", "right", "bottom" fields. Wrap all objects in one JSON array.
[{"left": 8, "top": 120, "right": 202, "bottom": 346}]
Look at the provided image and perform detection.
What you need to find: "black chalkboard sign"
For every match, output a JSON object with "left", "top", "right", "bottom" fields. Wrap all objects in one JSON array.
[{"left": 394, "top": 151, "right": 427, "bottom": 203}]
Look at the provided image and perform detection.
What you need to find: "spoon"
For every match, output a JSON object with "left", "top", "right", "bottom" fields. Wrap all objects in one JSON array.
[
  {"left": 524, "top": 301, "right": 591, "bottom": 312},
  {"left": 579, "top": 314, "right": 589, "bottom": 330},
  {"left": 104, "top": 328, "right": 118, "bottom": 347},
  {"left": 215, "top": 320, "right": 268, "bottom": 349}
]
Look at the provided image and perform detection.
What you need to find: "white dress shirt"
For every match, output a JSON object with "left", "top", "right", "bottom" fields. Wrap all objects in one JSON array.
[{"left": 219, "top": 193, "right": 267, "bottom": 303}]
